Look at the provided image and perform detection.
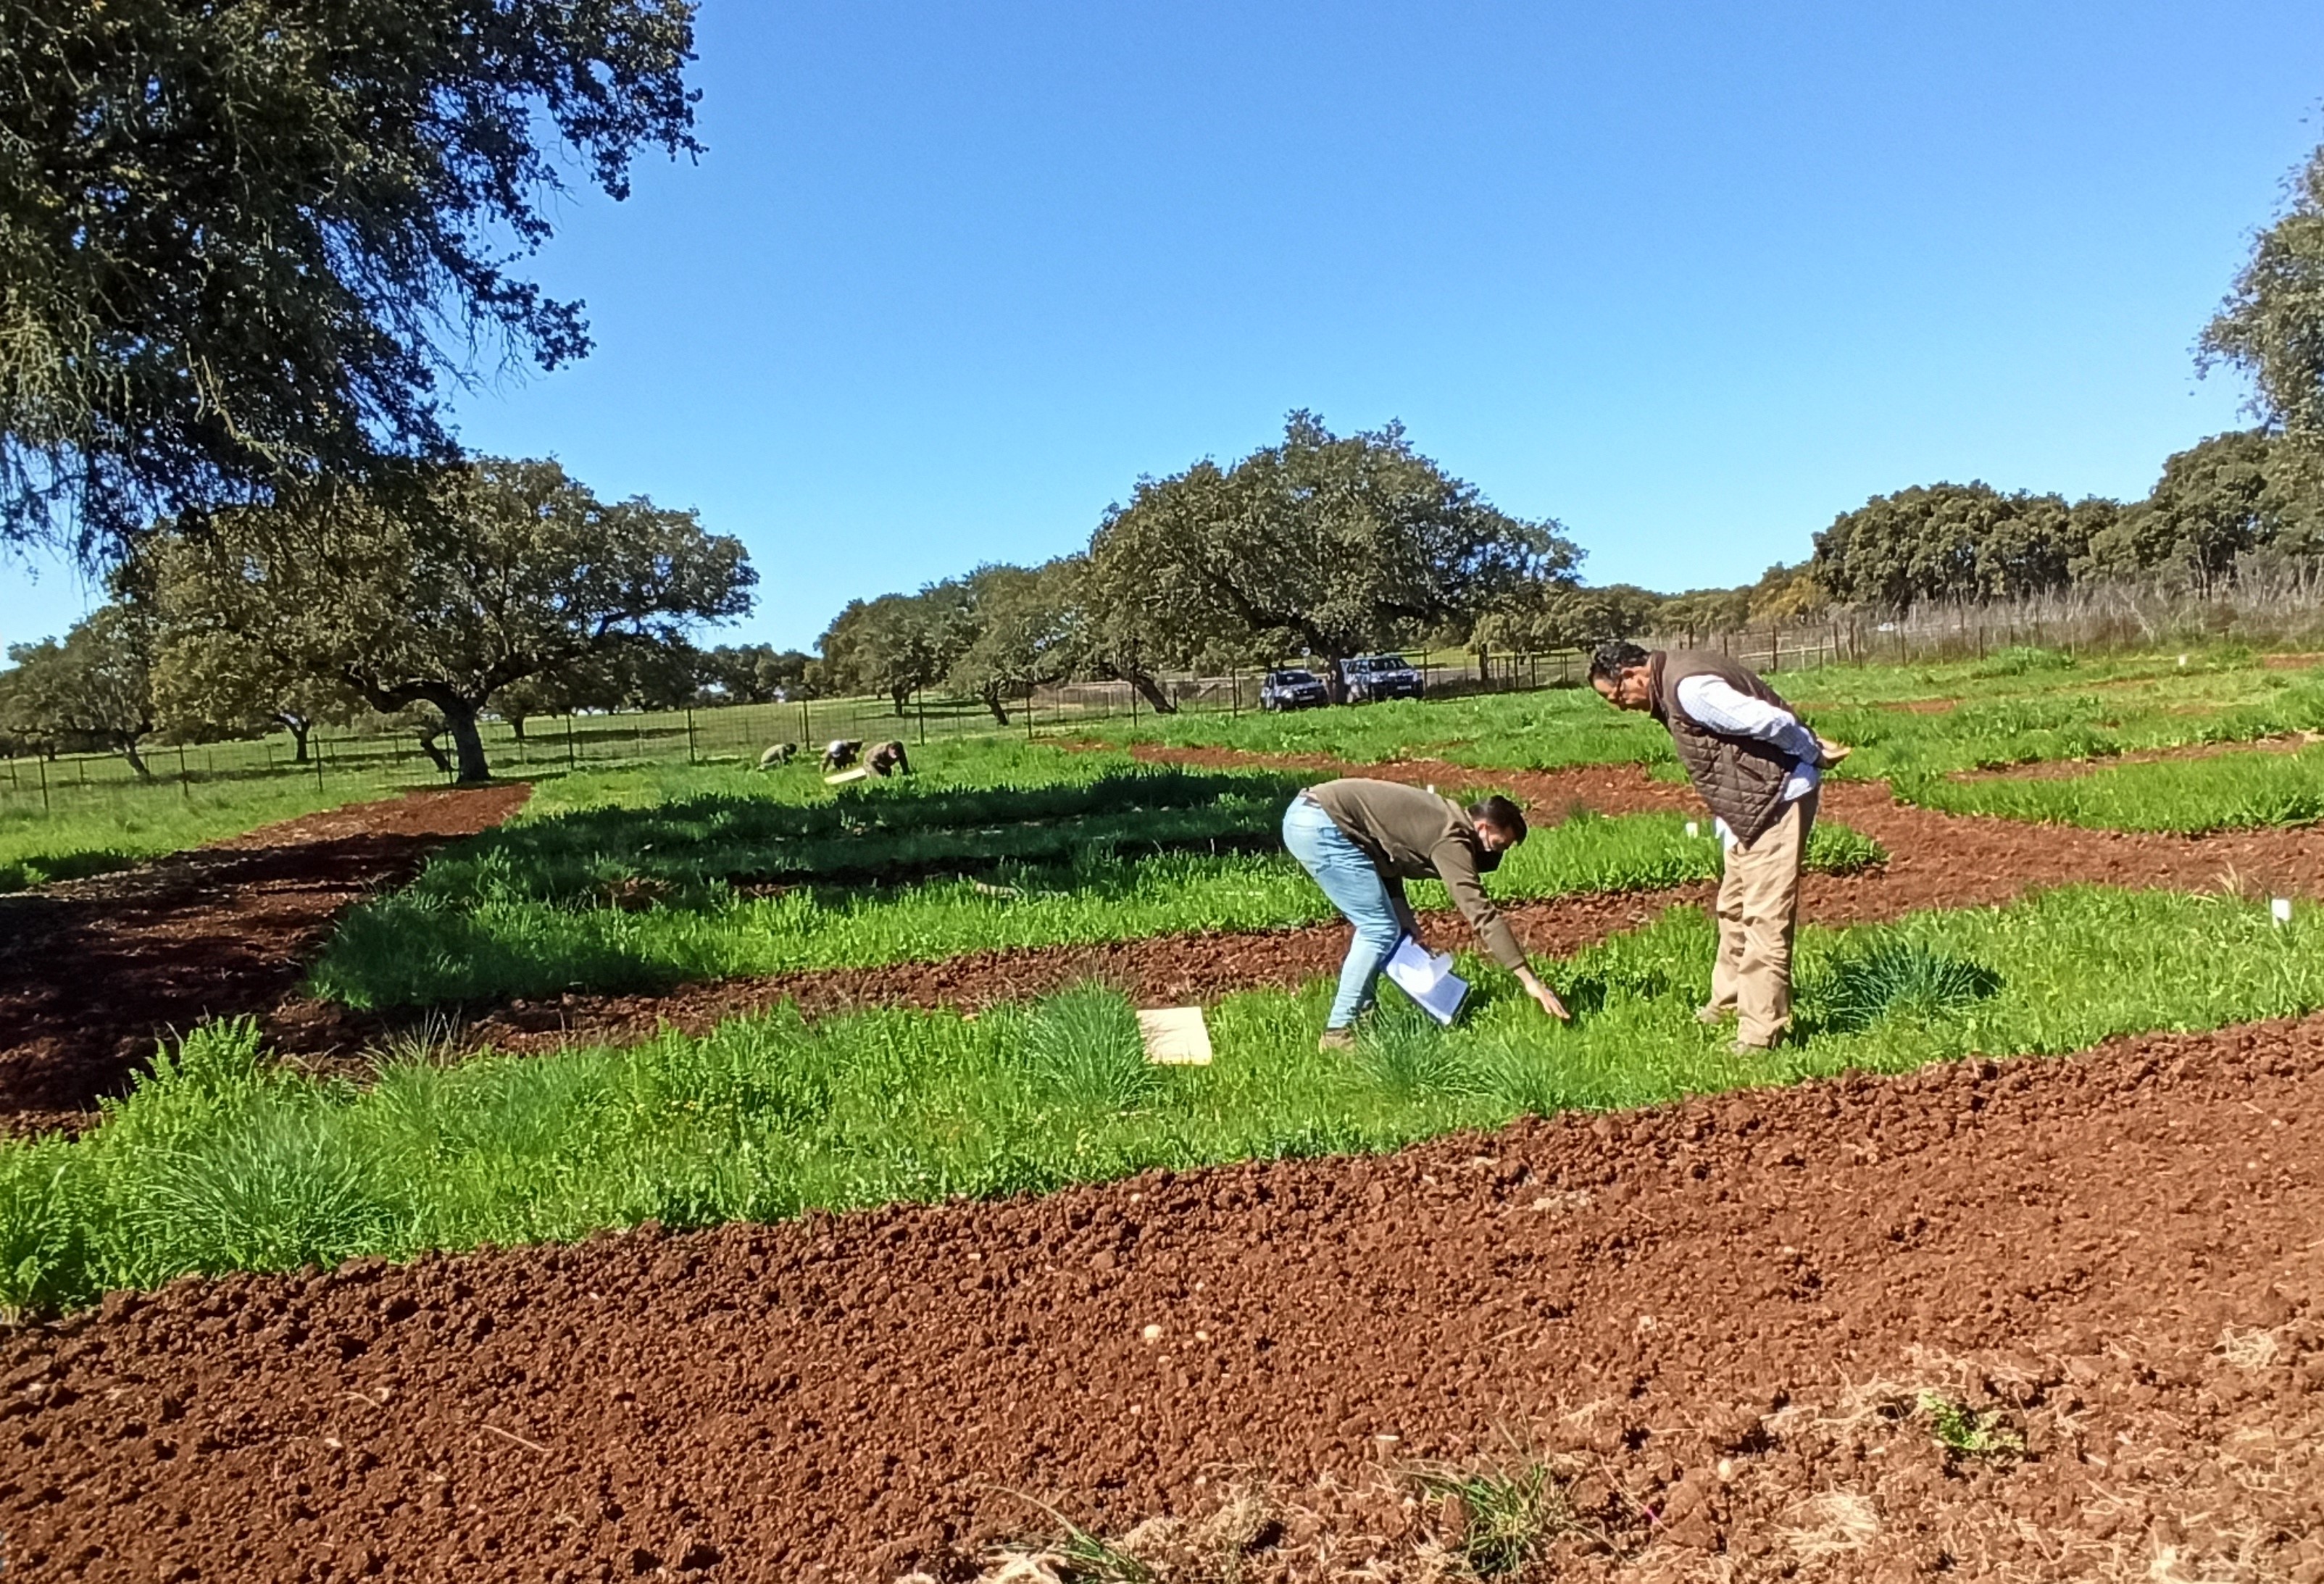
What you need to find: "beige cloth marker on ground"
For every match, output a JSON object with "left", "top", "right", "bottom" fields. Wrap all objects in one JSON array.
[{"left": 1137, "top": 1006, "right": 1214, "bottom": 1065}]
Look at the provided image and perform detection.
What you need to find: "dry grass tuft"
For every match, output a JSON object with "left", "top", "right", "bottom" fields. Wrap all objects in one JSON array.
[
  {"left": 1776, "top": 1490, "right": 1881, "bottom": 1562},
  {"left": 2212, "top": 1326, "right": 2283, "bottom": 1370}
]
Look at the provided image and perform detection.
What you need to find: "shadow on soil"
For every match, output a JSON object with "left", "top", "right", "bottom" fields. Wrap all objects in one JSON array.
[{"left": 0, "top": 788, "right": 526, "bottom": 1130}]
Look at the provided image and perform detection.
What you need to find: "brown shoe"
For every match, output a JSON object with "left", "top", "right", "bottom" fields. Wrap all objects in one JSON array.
[{"left": 1318, "top": 1027, "right": 1357, "bottom": 1053}]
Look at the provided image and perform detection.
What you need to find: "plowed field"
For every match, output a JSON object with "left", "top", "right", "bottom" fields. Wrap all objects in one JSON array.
[
  {"left": 5, "top": 749, "right": 2322, "bottom": 1580},
  {"left": 0, "top": 786, "right": 528, "bottom": 1133},
  {"left": 3, "top": 1014, "right": 2315, "bottom": 1580}
]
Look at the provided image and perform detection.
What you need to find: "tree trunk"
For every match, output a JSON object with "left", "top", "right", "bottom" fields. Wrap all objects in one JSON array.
[
  {"left": 980, "top": 685, "right": 1010, "bottom": 726},
  {"left": 1125, "top": 670, "right": 1178, "bottom": 714},
  {"left": 278, "top": 714, "right": 312, "bottom": 764},
  {"left": 444, "top": 704, "right": 491, "bottom": 783},
  {"left": 416, "top": 729, "right": 452, "bottom": 776},
  {"left": 890, "top": 685, "right": 913, "bottom": 717},
  {"left": 507, "top": 714, "right": 528, "bottom": 744},
  {"left": 119, "top": 736, "right": 154, "bottom": 781}
]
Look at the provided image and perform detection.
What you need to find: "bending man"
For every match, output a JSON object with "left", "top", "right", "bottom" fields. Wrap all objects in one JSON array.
[
  {"left": 1587, "top": 641, "right": 1849, "bottom": 1051},
  {"left": 1283, "top": 778, "right": 1568, "bottom": 1050}
]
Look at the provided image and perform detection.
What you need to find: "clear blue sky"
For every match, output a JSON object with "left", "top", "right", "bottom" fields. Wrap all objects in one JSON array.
[{"left": 4, "top": 0, "right": 2322, "bottom": 652}]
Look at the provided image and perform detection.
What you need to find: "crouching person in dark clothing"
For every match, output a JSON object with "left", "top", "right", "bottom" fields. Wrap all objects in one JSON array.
[
  {"left": 822, "top": 739, "right": 861, "bottom": 772},
  {"left": 1283, "top": 778, "right": 1568, "bottom": 1051},
  {"left": 868, "top": 740, "right": 911, "bottom": 778}
]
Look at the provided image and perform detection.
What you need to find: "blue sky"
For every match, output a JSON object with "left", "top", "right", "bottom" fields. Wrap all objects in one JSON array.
[{"left": 4, "top": 0, "right": 2322, "bottom": 651}]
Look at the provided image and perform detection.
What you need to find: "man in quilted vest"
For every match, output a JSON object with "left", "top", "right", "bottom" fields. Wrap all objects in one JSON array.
[{"left": 1587, "top": 641, "right": 1851, "bottom": 1050}]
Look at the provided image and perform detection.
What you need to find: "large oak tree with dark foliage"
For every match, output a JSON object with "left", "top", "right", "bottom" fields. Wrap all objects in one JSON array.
[
  {"left": 1080, "top": 412, "right": 1574, "bottom": 706},
  {"left": 143, "top": 458, "right": 752, "bottom": 782},
  {"left": 0, "top": 0, "right": 699, "bottom": 557}
]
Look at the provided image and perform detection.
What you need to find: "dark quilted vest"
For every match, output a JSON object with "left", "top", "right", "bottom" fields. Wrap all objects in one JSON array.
[{"left": 1651, "top": 649, "right": 1800, "bottom": 844}]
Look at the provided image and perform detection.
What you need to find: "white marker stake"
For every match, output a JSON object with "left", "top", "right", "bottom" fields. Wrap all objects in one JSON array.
[
  {"left": 1685, "top": 820, "right": 1700, "bottom": 838},
  {"left": 1138, "top": 1007, "right": 1214, "bottom": 1065},
  {"left": 2273, "top": 897, "right": 2294, "bottom": 926}
]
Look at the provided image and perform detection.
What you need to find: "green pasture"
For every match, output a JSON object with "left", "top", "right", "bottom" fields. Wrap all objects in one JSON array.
[
  {"left": 309, "top": 743, "right": 1881, "bottom": 1009},
  {"left": 1091, "top": 647, "right": 2324, "bottom": 782},
  {"left": 0, "top": 776, "right": 383, "bottom": 892},
  {"left": 8, "top": 646, "right": 2323, "bottom": 897},
  {"left": 6, "top": 884, "right": 2315, "bottom": 1313},
  {"left": 1898, "top": 741, "right": 2324, "bottom": 833}
]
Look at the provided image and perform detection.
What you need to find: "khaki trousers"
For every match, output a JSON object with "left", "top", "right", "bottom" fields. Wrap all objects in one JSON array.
[{"left": 1708, "top": 791, "right": 1816, "bottom": 1048}]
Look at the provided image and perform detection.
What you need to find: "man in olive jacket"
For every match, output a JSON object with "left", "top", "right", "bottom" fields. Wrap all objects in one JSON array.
[
  {"left": 1588, "top": 641, "right": 1849, "bottom": 1050},
  {"left": 1283, "top": 778, "right": 1569, "bottom": 1050}
]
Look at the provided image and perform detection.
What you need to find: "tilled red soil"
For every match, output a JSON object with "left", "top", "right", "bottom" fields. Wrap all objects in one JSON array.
[
  {"left": 0, "top": 786, "right": 528, "bottom": 1132},
  {"left": 4, "top": 1015, "right": 2317, "bottom": 1581},
  {"left": 307, "top": 762, "right": 2324, "bottom": 1062}
]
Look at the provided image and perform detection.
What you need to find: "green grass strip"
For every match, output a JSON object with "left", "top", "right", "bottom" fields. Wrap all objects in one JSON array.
[
  {"left": 1893, "top": 743, "right": 2324, "bottom": 833},
  {"left": 1087, "top": 649, "right": 2324, "bottom": 784},
  {"left": 311, "top": 803, "right": 1881, "bottom": 1009},
  {"left": 0, "top": 775, "right": 387, "bottom": 893},
  {"left": 4, "top": 884, "right": 2315, "bottom": 1314}
]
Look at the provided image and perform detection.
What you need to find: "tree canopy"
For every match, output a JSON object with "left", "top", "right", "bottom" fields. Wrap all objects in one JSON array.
[
  {"left": 0, "top": 0, "right": 700, "bottom": 557},
  {"left": 0, "top": 604, "right": 157, "bottom": 775},
  {"left": 2204, "top": 141, "right": 2324, "bottom": 442},
  {"left": 1080, "top": 412, "right": 1575, "bottom": 697},
  {"left": 142, "top": 458, "right": 752, "bottom": 781},
  {"left": 946, "top": 562, "right": 1078, "bottom": 724},
  {"left": 817, "top": 583, "right": 977, "bottom": 714},
  {"left": 1810, "top": 483, "right": 2105, "bottom": 612}
]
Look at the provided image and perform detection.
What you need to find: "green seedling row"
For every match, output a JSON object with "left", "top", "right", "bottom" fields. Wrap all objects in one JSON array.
[
  {"left": 1896, "top": 743, "right": 2324, "bottom": 833},
  {"left": 1090, "top": 648, "right": 2324, "bottom": 791},
  {"left": 312, "top": 784, "right": 1882, "bottom": 1007},
  {"left": 6, "top": 885, "right": 2314, "bottom": 1314}
]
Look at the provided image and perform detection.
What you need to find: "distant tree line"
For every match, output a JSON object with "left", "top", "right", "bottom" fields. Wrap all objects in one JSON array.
[{"left": 813, "top": 412, "right": 1583, "bottom": 717}]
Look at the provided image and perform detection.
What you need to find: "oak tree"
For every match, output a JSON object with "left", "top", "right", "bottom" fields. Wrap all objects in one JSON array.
[
  {"left": 0, "top": 0, "right": 700, "bottom": 556},
  {"left": 145, "top": 458, "right": 753, "bottom": 781}
]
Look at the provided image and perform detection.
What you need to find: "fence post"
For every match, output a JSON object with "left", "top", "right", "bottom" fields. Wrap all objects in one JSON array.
[
  {"left": 1769, "top": 628, "right": 1779, "bottom": 672},
  {"left": 178, "top": 741, "right": 191, "bottom": 800},
  {"left": 917, "top": 690, "right": 927, "bottom": 746},
  {"left": 314, "top": 735, "right": 325, "bottom": 792},
  {"left": 686, "top": 707, "right": 697, "bottom": 764},
  {"left": 38, "top": 754, "right": 49, "bottom": 815}
]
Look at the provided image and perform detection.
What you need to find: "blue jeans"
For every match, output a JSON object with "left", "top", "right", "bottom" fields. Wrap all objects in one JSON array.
[{"left": 1283, "top": 796, "right": 1405, "bottom": 1028}]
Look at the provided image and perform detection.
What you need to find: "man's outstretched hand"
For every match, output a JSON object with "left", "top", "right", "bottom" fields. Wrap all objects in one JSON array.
[
  {"left": 1516, "top": 967, "right": 1571, "bottom": 1022},
  {"left": 1815, "top": 735, "right": 1853, "bottom": 769}
]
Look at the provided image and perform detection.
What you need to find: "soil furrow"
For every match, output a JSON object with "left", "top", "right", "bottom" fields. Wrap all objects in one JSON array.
[
  {"left": 0, "top": 786, "right": 529, "bottom": 1131},
  {"left": 4, "top": 1014, "right": 2316, "bottom": 1580}
]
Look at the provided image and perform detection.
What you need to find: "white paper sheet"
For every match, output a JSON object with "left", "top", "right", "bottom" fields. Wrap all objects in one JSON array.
[
  {"left": 1137, "top": 1006, "right": 1215, "bottom": 1064},
  {"left": 1383, "top": 936, "right": 1468, "bottom": 1027}
]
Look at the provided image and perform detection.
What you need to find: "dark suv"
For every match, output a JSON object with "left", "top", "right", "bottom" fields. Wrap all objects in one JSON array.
[
  {"left": 1259, "top": 667, "right": 1328, "bottom": 711},
  {"left": 1338, "top": 653, "right": 1424, "bottom": 703}
]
